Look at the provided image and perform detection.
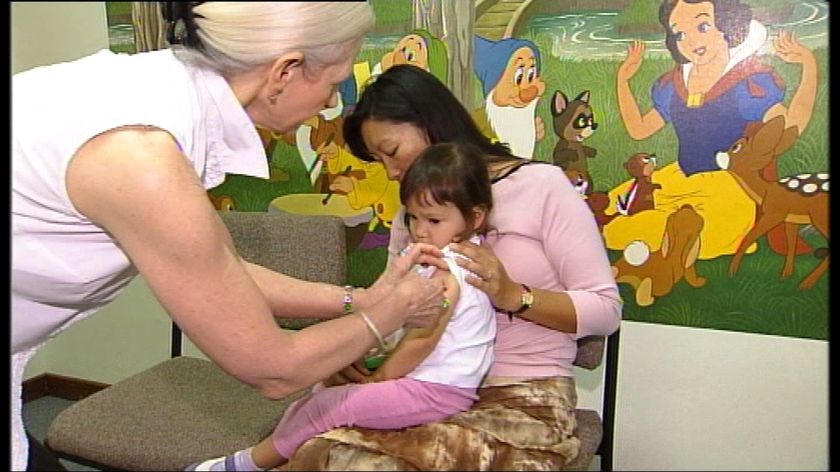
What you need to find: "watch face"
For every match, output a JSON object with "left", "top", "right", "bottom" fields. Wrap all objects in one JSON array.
[
  {"left": 521, "top": 287, "right": 534, "bottom": 307},
  {"left": 522, "top": 292, "right": 534, "bottom": 307},
  {"left": 510, "top": 285, "right": 534, "bottom": 315}
]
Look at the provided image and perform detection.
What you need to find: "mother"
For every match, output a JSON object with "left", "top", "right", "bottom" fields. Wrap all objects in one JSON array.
[{"left": 284, "top": 65, "right": 622, "bottom": 470}]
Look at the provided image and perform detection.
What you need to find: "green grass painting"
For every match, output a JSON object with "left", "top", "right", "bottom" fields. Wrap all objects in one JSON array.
[{"left": 519, "top": 32, "right": 828, "bottom": 341}]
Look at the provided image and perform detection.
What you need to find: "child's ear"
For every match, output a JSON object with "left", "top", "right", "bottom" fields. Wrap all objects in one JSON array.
[{"left": 471, "top": 206, "right": 488, "bottom": 232}]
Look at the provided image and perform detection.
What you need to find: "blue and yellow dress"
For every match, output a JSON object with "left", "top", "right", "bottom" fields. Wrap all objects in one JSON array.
[{"left": 603, "top": 57, "right": 785, "bottom": 260}]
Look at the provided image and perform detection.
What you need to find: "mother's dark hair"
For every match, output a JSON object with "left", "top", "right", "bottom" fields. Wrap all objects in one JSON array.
[
  {"left": 344, "top": 65, "right": 516, "bottom": 163},
  {"left": 660, "top": 0, "right": 753, "bottom": 64}
]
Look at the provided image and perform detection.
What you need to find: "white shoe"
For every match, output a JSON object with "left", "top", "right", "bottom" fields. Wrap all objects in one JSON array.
[{"left": 185, "top": 455, "right": 231, "bottom": 471}]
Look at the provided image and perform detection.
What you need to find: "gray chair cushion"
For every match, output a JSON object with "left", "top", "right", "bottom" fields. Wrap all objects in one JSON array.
[{"left": 46, "top": 356, "right": 311, "bottom": 470}]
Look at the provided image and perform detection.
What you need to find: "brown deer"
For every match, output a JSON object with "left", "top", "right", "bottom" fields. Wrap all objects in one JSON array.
[{"left": 715, "top": 115, "right": 829, "bottom": 289}]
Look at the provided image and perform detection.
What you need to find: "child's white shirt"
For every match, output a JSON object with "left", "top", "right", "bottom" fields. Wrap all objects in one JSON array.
[{"left": 406, "top": 235, "right": 496, "bottom": 388}]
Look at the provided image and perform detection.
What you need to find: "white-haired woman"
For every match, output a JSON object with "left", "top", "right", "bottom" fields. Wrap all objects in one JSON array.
[{"left": 11, "top": 3, "right": 448, "bottom": 470}]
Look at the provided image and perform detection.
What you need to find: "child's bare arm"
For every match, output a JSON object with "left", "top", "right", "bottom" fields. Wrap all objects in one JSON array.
[{"left": 371, "top": 271, "right": 459, "bottom": 382}]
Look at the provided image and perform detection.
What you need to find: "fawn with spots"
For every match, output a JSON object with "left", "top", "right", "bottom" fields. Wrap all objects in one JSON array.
[{"left": 716, "top": 116, "right": 828, "bottom": 290}]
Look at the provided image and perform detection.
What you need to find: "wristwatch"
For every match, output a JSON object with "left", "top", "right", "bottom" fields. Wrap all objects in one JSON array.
[{"left": 507, "top": 284, "right": 534, "bottom": 319}]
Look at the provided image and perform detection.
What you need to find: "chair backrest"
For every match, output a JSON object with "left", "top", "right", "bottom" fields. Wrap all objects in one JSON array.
[
  {"left": 574, "top": 335, "right": 605, "bottom": 370},
  {"left": 220, "top": 210, "right": 346, "bottom": 329},
  {"left": 220, "top": 210, "right": 346, "bottom": 283}
]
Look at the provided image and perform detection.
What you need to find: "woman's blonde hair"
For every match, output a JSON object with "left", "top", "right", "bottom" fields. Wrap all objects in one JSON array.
[{"left": 170, "top": 2, "right": 375, "bottom": 75}]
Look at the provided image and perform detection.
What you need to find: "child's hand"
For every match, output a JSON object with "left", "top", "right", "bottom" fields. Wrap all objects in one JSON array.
[{"left": 322, "top": 359, "right": 373, "bottom": 387}]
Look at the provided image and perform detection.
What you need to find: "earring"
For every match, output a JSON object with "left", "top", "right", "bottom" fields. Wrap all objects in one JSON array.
[{"left": 269, "top": 94, "right": 278, "bottom": 105}]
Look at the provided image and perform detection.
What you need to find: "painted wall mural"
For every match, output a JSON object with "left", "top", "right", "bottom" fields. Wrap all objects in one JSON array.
[{"left": 207, "top": 0, "right": 828, "bottom": 341}]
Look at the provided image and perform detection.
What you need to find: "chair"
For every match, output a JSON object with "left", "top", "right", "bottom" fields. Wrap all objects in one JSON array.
[
  {"left": 46, "top": 210, "right": 619, "bottom": 471},
  {"left": 564, "top": 330, "right": 620, "bottom": 471},
  {"left": 45, "top": 210, "right": 347, "bottom": 470}
]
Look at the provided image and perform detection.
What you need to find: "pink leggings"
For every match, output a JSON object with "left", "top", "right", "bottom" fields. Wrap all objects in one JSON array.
[{"left": 272, "top": 377, "right": 477, "bottom": 458}]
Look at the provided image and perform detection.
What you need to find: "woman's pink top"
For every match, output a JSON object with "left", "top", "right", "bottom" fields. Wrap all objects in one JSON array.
[{"left": 389, "top": 163, "right": 622, "bottom": 379}]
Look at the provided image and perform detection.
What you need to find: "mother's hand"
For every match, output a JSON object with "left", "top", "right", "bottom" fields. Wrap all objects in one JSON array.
[{"left": 450, "top": 239, "right": 520, "bottom": 312}]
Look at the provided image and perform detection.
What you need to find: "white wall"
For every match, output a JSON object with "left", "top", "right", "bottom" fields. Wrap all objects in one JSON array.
[
  {"left": 613, "top": 321, "right": 828, "bottom": 471},
  {"left": 25, "top": 277, "right": 173, "bottom": 385},
  {"left": 11, "top": 2, "right": 109, "bottom": 74}
]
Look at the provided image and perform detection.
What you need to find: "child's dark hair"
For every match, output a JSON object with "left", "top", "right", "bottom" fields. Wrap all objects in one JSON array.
[{"left": 400, "top": 141, "right": 493, "bottom": 239}]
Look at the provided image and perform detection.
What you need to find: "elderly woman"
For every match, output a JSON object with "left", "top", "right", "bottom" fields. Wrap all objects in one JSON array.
[{"left": 11, "top": 3, "right": 449, "bottom": 470}]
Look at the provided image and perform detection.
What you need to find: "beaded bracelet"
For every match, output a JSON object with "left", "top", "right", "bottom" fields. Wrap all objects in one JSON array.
[
  {"left": 343, "top": 285, "right": 354, "bottom": 314},
  {"left": 357, "top": 311, "right": 389, "bottom": 354}
]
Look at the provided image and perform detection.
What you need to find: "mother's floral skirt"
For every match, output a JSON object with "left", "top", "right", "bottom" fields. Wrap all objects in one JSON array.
[{"left": 282, "top": 377, "right": 580, "bottom": 471}]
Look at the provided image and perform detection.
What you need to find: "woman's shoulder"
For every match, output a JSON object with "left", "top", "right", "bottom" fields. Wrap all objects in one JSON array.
[
  {"left": 491, "top": 162, "right": 574, "bottom": 209},
  {"left": 493, "top": 161, "right": 580, "bottom": 208},
  {"left": 498, "top": 161, "right": 565, "bottom": 184}
]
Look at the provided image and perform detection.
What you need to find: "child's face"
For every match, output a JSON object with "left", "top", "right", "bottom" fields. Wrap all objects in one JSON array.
[{"left": 406, "top": 191, "right": 474, "bottom": 249}]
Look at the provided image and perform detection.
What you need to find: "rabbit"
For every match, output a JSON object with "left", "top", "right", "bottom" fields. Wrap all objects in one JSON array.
[{"left": 611, "top": 204, "right": 706, "bottom": 306}]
